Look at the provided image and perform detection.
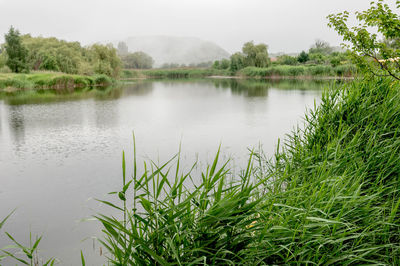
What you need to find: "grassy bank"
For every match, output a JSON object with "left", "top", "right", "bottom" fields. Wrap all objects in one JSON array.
[
  {"left": 121, "top": 68, "right": 231, "bottom": 79},
  {"left": 121, "top": 65, "right": 356, "bottom": 80},
  {"left": 0, "top": 72, "right": 114, "bottom": 91},
  {"left": 238, "top": 64, "right": 356, "bottom": 78},
  {"left": 92, "top": 77, "right": 399, "bottom": 264}
]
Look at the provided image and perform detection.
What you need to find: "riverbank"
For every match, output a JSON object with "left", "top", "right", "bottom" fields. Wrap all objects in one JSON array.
[
  {"left": 0, "top": 72, "right": 114, "bottom": 91},
  {"left": 0, "top": 65, "right": 355, "bottom": 92},
  {"left": 121, "top": 64, "right": 356, "bottom": 80}
]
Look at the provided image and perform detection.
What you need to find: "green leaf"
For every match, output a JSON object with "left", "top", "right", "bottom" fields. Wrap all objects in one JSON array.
[
  {"left": 95, "top": 199, "right": 123, "bottom": 211},
  {"left": 0, "top": 209, "right": 16, "bottom": 230},
  {"left": 80, "top": 250, "right": 85, "bottom": 266},
  {"left": 118, "top": 191, "right": 126, "bottom": 201},
  {"left": 140, "top": 197, "right": 152, "bottom": 214},
  {"left": 2, "top": 250, "right": 29, "bottom": 265},
  {"left": 123, "top": 180, "right": 133, "bottom": 193},
  {"left": 32, "top": 235, "right": 42, "bottom": 251}
]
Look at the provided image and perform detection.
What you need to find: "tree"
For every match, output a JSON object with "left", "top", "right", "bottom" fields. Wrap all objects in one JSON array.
[
  {"left": 277, "top": 55, "right": 298, "bottom": 65},
  {"left": 122, "top": 51, "right": 154, "bottom": 69},
  {"left": 297, "top": 51, "right": 309, "bottom": 63},
  {"left": 309, "top": 53, "right": 327, "bottom": 64},
  {"left": 88, "top": 43, "right": 122, "bottom": 77},
  {"left": 230, "top": 52, "right": 245, "bottom": 72},
  {"left": 309, "top": 39, "right": 333, "bottom": 55},
  {"left": 242, "top": 41, "right": 270, "bottom": 68},
  {"left": 327, "top": 0, "right": 400, "bottom": 80},
  {"left": 212, "top": 60, "right": 220, "bottom": 69},
  {"left": 4, "top": 26, "right": 29, "bottom": 73}
]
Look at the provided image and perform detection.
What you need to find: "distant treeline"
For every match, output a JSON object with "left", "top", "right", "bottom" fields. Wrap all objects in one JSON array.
[
  {"left": 0, "top": 26, "right": 357, "bottom": 80},
  {"left": 0, "top": 27, "right": 122, "bottom": 77},
  {"left": 212, "top": 40, "right": 355, "bottom": 76}
]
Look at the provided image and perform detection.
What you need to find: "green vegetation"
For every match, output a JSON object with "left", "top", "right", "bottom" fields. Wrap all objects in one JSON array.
[
  {"left": 121, "top": 52, "right": 154, "bottom": 69},
  {"left": 0, "top": 72, "right": 113, "bottom": 91},
  {"left": 213, "top": 41, "right": 270, "bottom": 72},
  {"left": 117, "top": 41, "right": 155, "bottom": 69},
  {"left": 328, "top": 0, "right": 400, "bottom": 80},
  {"left": 4, "top": 26, "right": 29, "bottom": 73},
  {"left": 121, "top": 64, "right": 355, "bottom": 80},
  {"left": 0, "top": 210, "right": 55, "bottom": 265},
  {"left": 1, "top": 27, "right": 122, "bottom": 78},
  {"left": 0, "top": 85, "right": 123, "bottom": 105},
  {"left": 211, "top": 39, "right": 355, "bottom": 78},
  {"left": 239, "top": 64, "right": 355, "bottom": 78}
]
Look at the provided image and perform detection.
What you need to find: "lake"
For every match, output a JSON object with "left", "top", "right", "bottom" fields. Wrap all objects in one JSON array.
[{"left": 0, "top": 79, "right": 327, "bottom": 265}]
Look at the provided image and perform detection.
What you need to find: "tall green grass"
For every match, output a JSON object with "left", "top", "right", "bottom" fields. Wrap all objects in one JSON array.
[
  {"left": 239, "top": 64, "right": 356, "bottom": 78},
  {"left": 0, "top": 210, "right": 56, "bottom": 265},
  {"left": 97, "top": 77, "right": 399, "bottom": 264},
  {"left": 96, "top": 142, "right": 263, "bottom": 265},
  {"left": 0, "top": 73, "right": 114, "bottom": 90}
]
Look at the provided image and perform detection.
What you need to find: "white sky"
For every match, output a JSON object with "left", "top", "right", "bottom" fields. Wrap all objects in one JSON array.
[{"left": 0, "top": 0, "right": 398, "bottom": 53}]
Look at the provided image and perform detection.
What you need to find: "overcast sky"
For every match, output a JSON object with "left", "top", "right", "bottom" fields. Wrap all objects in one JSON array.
[{"left": 0, "top": 0, "right": 398, "bottom": 53}]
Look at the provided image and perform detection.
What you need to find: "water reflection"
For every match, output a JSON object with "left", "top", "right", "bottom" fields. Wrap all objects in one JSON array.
[
  {"left": 94, "top": 100, "right": 119, "bottom": 129},
  {"left": 211, "top": 78, "right": 339, "bottom": 98},
  {"left": 8, "top": 105, "right": 25, "bottom": 146}
]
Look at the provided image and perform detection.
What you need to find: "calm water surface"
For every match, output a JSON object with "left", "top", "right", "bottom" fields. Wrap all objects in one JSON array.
[{"left": 0, "top": 79, "right": 326, "bottom": 265}]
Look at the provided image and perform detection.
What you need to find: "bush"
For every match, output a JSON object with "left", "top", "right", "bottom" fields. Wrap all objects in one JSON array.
[
  {"left": 93, "top": 74, "right": 113, "bottom": 86},
  {"left": 334, "top": 64, "right": 357, "bottom": 76},
  {"left": 308, "top": 65, "right": 333, "bottom": 76}
]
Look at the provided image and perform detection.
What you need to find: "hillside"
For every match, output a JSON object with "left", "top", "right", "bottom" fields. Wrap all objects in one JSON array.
[{"left": 120, "top": 36, "right": 230, "bottom": 66}]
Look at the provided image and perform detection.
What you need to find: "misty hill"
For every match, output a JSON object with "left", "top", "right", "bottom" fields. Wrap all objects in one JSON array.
[{"left": 121, "top": 36, "right": 230, "bottom": 66}]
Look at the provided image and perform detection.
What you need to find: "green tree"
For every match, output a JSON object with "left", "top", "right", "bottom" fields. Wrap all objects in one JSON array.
[
  {"left": 122, "top": 51, "right": 154, "bottom": 69},
  {"left": 242, "top": 41, "right": 270, "bottom": 67},
  {"left": 297, "top": 51, "right": 309, "bottom": 63},
  {"left": 212, "top": 60, "right": 220, "bottom": 69},
  {"left": 4, "top": 26, "right": 29, "bottom": 73},
  {"left": 230, "top": 52, "right": 245, "bottom": 72},
  {"left": 88, "top": 43, "right": 122, "bottom": 77},
  {"left": 0, "top": 47, "right": 7, "bottom": 68},
  {"left": 309, "top": 39, "right": 333, "bottom": 55},
  {"left": 309, "top": 53, "right": 327, "bottom": 64},
  {"left": 277, "top": 55, "right": 298, "bottom": 65},
  {"left": 219, "top": 59, "right": 230, "bottom": 69},
  {"left": 328, "top": 0, "right": 400, "bottom": 80}
]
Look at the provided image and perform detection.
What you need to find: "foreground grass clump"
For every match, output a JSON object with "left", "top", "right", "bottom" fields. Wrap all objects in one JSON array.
[
  {"left": 97, "top": 147, "right": 262, "bottom": 265},
  {"left": 255, "top": 77, "right": 400, "bottom": 264},
  {"left": 0, "top": 72, "right": 114, "bottom": 90},
  {"left": 98, "top": 77, "right": 399, "bottom": 265}
]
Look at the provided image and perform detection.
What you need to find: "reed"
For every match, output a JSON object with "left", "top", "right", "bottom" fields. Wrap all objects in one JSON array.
[
  {"left": 121, "top": 68, "right": 231, "bottom": 79},
  {"left": 96, "top": 76, "right": 400, "bottom": 264},
  {"left": 0, "top": 73, "right": 114, "bottom": 91},
  {"left": 239, "top": 64, "right": 356, "bottom": 78}
]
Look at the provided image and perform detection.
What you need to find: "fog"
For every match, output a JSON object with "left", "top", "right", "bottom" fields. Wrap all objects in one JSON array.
[{"left": 0, "top": 0, "right": 397, "bottom": 53}]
